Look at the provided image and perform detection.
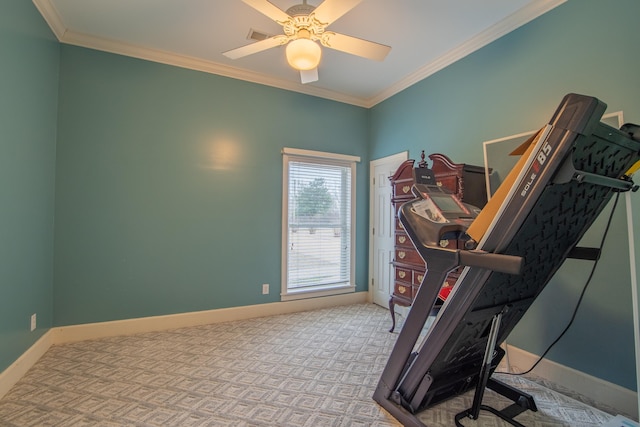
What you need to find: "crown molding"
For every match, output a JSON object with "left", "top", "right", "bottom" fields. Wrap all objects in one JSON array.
[
  {"left": 368, "top": 0, "right": 567, "bottom": 107},
  {"left": 61, "top": 29, "right": 369, "bottom": 107},
  {"left": 33, "top": 0, "right": 566, "bottom": 109},
  {"left": 32, "top": 0, "right": 66, "bottom": 39}
]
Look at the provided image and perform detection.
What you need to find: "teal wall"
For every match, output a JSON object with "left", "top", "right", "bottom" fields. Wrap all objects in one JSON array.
[
  {"left": 0, "top": 1, "right": 59, "bottom": 372},
  {"left": 371, "top": 0, "right": 640, "bottom": 390},
  {"left": 53, "top": 45, "right": 369, "bottom": 325}
]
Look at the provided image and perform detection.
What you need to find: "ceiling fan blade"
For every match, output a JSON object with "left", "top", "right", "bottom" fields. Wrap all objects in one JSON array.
[
  {"left": 321, "top": 32, "right": 391, "bottom": 61},
  {"left": 300, "top": 68, "right": 318, "bottom": 84},
  {"left": 223, "top": 35, "right": 287, "bottom": 60},
  {"left": 312, "top": 0, "right": 362, "bottom": 25},
  {"left": 242, "top": 0, "right": 291, "bottom": 22}
]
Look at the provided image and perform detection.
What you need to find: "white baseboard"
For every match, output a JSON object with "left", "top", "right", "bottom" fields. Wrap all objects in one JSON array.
[
  {"left": 0, "top": 291, "right": 368, "bottom": 400},
  {"left": 0, "top": 331, "right": 53, "bottom": 400},
  {"left": 52, "top": 291, "right": 368, "bottom": 344},
  {"left": 503, "top": 344, "right": 639, "bottom": 420}
]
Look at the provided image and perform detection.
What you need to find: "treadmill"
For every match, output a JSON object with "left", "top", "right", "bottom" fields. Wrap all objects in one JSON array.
[{"left": 373, "top": 93, "right": 640, "bottom": 427}]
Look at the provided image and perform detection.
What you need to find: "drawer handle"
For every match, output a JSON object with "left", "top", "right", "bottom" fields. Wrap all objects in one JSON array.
[
  {"left": 398, "top": 236, "right": 406, "bottom": 244},
  {"left": 398, "top": 251, "right": 406, "bottom": 259},
  {"left": 436, "top": 181, "right": 443, "bottom": 187},
  {"left": 417, "top": 274, "right": 424, "bottom": 282},
  {"left": 398, "top": 271, "right": 406, "bottom": 279},
  {"left": 402, "top": 185, "right": 411, "bottom": 194},
  {"left": 439, "top": 239, "right": 449, "bottom": 248},
  {"left": 398, "top": 285, "right": 406, "bottom": 294}
]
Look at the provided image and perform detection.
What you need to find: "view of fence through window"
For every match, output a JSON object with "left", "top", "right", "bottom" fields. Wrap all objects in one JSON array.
[{"left": 286, "top": 160, "right": 351, "bottom": 290}]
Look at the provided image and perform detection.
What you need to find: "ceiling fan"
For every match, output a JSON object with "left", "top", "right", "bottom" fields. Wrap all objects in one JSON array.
[{"left": 223, "top": 0, "right": 391, "bottom": 84}]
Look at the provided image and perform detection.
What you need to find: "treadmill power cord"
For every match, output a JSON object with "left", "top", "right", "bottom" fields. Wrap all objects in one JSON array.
[{"left": 497, "top": 191, "right": 621, "bottom": 376}]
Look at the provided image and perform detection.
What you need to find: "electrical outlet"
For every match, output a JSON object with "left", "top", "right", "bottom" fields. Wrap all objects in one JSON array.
[
  {"left": 30, "top": 313, "right": 37, "bottom": 332},
  {"left": 262, "top": 283, "right": 269, "bottom": 295}
]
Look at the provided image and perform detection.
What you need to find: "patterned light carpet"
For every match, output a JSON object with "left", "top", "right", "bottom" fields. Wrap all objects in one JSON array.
[{"left": 0, "top": 303, "right": 615, "bottom": 426}]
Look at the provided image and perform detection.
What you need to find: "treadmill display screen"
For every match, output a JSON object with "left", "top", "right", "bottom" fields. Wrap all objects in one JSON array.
[
  {"left": 411, "top": 193, "right": 469, "bottom": 224},
  {"left": 430, "top": 194, "right": 466, "bottom": 214}
]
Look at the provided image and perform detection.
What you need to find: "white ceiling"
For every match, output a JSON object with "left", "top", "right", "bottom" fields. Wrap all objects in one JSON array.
[{"left": 33, "top": 0, "right": 565, "bottom": 107}]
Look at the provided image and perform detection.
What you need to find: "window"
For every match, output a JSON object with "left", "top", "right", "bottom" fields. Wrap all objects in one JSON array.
[{"left": 281, "top": 148, "right": 359, "bottom": 301}]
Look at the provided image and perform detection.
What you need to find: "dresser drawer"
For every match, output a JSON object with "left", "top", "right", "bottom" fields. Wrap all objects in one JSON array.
[
  {"left": 436, "top": 238, "right": 458, "bottom": 249},
  {"left": 394, "top": 282, "right": 413, "bottom": 300},
  {"left": 393, "top": 179, "right": 414, "bottom": 200},
  {"left": 395, "top": 232, "right": 461, "bottom": 250},
  {"left": 395, "top": 248, "right": 423, "bottom": 266},
  {"left": 395, "top": 265, "right": 412, "bottom": 283},
  {"left": 413, "top": 269, "right": 426, "bottom": 286},
  {"left": 395, "top": 231, "right": 414, "bottom": 249},
  {"left": 442, "top": 273, "right": 457, "bottom": 289},
  {"left": 434, "top": 175, "right": 459, "bottom": 195}
]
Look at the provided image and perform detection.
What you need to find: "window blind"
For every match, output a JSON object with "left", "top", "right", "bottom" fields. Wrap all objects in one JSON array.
[{"left": 282, "top": 150, "right": 357, "bottom": 298}]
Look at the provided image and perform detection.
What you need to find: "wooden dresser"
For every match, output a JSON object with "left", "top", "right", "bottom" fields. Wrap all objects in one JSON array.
[{"left": 388, "top": 153, "right": 487, "bottom": 332}]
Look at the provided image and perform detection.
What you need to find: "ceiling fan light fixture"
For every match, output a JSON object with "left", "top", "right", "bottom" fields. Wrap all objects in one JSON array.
[{"left": 286, "top": 38, "right": 321, "bottom": 71}]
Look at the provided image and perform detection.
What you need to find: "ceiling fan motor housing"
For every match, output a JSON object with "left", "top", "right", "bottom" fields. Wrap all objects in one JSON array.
[
  {"left": 285, "top": 3, "right": 316, "bottom": 17},
  {"left": 281, "top": 5, "right": 327, "bottom": 42}
]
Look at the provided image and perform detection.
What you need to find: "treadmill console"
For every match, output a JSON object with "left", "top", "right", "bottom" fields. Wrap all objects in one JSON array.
[{"left": 401, "top": 184, "right": 480, "bottom": 250}]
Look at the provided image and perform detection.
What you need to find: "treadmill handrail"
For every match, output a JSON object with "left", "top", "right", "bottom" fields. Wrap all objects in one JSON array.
[{"left": 459, "top": 250, "right": 523, "bottom": 275}]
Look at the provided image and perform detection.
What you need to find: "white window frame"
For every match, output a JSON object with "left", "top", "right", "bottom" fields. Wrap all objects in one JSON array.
[{"left": 281, "top": 147, "right": 360, "bottom": 301}]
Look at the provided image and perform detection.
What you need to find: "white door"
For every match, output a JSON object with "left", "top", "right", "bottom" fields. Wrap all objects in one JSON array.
[{"left": 370, "top": 152, "right": 408, "bottom": 308}]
